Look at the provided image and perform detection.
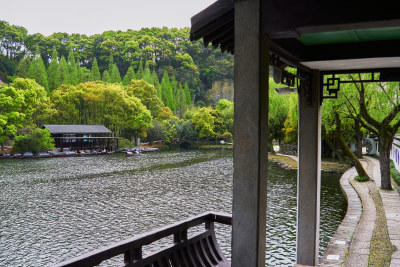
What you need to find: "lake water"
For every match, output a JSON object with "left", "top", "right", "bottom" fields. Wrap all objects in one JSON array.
[{"left": 0, "top": 150, "right": 346, "bottom": 266}]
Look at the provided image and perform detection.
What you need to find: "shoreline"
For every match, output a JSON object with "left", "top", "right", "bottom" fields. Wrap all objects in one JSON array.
[{"left": 268, "top": 153, "right": 348, "bottom": 173}]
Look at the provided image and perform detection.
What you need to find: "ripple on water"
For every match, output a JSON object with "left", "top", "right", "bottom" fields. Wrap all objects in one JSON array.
[{"left": 0, "top": 151, "right": 346, "bottom": 267}]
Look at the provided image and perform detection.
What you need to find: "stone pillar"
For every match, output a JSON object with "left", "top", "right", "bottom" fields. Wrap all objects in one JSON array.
[
  {"left": 296, "top": 70, "right": 321, "bottom": 265},
  {"left": 232, "top": 0, "right": 269, "bottom": 266}
]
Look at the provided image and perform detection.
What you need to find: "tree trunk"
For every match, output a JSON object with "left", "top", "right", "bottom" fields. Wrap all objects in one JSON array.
[
  {"left": 335, "top": 113, "right": 370, "bottom": 179},
  {"left": 378, "top": 133, "right": 393, "bottom": 190},
  {"left": 269, "top": 138, "right": 276, "bottom": 155},
  {"left": 354, "top": 119, "right": 363, "bottom": 159},
  {"left": 322, "top": 127, "right": 345, "bottom": 162}
]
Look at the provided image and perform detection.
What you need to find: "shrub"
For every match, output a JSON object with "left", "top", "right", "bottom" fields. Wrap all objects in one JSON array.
[
  {"left": 390, "top": 160, "right": 400, "bottom": 186},
  {"left": 221, "top": 132, "right": 233, "bottom": 143},
  {"left": 355, "top": 176, "right": 369, "bottom": 182},
  {"left": 12, "top": 128, "right": 54, "bottom": 154}
]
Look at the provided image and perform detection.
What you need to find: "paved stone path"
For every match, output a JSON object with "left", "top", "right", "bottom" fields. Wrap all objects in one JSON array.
[
  {"left": 275, "top": 154, "right": 400, "bottom": 266},
  {"left": 365, "top": 156, "right": 400, "bottom": 266}
]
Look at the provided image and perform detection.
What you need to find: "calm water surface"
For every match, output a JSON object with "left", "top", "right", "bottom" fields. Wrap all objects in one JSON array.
[{"left": 0, "top": 150, "right": 346, "bottom": 266}]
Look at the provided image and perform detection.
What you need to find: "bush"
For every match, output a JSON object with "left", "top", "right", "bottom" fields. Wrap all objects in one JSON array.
[
  {"left": 118, "top": 138, "right": 135, "bottom": 149},
  {"left": 355, "top": 176, "right": 369, "bottom": 182},
  {"left": 390, "top": 160, "right": 400, "bottom": 186},
  {"left": 12, "top": 128, "right": 54, "bottom": 154},
  {"left": 221, "top": 132, "right": 233, "bottom": 143}
]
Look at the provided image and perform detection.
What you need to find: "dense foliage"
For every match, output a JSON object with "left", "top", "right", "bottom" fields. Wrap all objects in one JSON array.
[{"left": 0, "top": 20, "right": 234, "bottom": 104}]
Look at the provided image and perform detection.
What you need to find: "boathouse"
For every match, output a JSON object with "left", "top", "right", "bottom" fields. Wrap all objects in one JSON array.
[{"left": 44, "top": 124, "right": 120, "bottom": 152}]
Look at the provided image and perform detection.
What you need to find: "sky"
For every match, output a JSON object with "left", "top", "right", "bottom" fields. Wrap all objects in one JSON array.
[{"left": 0, "top": 0, "right": 216, "bottom": 36}]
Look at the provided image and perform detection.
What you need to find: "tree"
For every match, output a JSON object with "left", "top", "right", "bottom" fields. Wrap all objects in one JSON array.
[
  {"left": 160, "top": 71, "right": 175, "bottom": 113},
  {"left": 136, "top": 61, "right": 144, "bottom": 80},
  {"left": 322, "top": 95, "right": 370, "bottom": 179},
  {"left": 110, "top": 64, "right": 121, "bottom": 83},
  {"left": 268, "top": 79, "right": 290, "bottom": 153},
  {"left": 15, "top": 55, "right": 31, "bottom": 78},
  {"left": 123, "top": 66, "right": 136, "bottom": 85},
  {"left": 47, "top": 48, "right": 59, "bottom": 91},
  {"left": 102, "top": 70, "right": 110, "bottom": 82},
  {"left": 54, "top": 56, "right": 70, "bottom": 89},
  {"left": 10, "top": 78, "right": 51, "bottom": 127},
  {"left": 162, "top": 120, "right": 177, "bottom": 145},
  {"left": 12, "top": 128, "right": 55, "bottom": 153},
  {"left": 27, "top": 52, "right": 49, "bottom": 92},
  {"left": 125, "top": 80, "right": 163, "bottom": 118},
  {"left": 192, "top": 107, "right": 216, "bottom": 139},
  {"left": 340, "top": 74, "right": 400, "bottom": 189},
  {"left": 91, "top": 57, "right": 101, "bottom": 81},
  {"left": 0, "top": 85, "right": 25, "bottom": 150}
]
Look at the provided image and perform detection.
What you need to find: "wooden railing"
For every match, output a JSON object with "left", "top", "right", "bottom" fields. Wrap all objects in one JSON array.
[{"left": 53, "top": 212, "right": 232, "bottom": 267}]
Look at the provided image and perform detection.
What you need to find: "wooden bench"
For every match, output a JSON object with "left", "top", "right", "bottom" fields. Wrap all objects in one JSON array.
[{"left": 53, "top": 212, "right": 232, "bottom": 267}]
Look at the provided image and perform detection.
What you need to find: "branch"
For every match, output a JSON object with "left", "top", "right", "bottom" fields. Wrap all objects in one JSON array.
[
  {"left": 378, "top": 82, "right": 396, "bottom": 106},
  {"left": 382, "top": 103, "right": 400, "bottom": 126}
]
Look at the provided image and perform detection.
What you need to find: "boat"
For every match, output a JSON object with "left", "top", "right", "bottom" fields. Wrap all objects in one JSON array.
[
  {"left": 65, "top": 151, "right": 76, "bottom": 157},
  {"left": 140, "top": 147, "right": 159, "bottom": 153},
  {"left": 12, "top": 153, "right": 23, "bottom": 159},
  {"left": 23, "top": 152, "right": 35, "bottom": 159},
  {"left": 126, "top": 151, "right": 141, "bottom": 157},
  {"left": 37, "top": 152, "right": 51, "bottom": 158},
  {"left": 0, "top": 153, "right": 11, "bottom": 159}
]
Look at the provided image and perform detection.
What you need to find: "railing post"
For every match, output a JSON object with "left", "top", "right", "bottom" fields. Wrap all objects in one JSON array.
[
  {"left": 174, "top": 230, "right": 188, "bottom": 243},
  {"left": 124, "top": 247, "right": 142, "bottom": 264}
]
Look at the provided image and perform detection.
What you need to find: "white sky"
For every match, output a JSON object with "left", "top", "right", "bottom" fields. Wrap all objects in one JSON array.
[{"left": 0, "top": 0, "right": 216, "bottom": 36}]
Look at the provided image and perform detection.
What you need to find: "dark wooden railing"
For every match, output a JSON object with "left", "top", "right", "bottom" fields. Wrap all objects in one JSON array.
[{"left": 53, "top": 212, "right": 232, "bottom": 267}]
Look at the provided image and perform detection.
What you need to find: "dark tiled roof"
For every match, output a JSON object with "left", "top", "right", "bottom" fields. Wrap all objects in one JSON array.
[
  {"left": 44, "top": 124, "right": 112, "bottom": 134},
  {"left": 190, "top": 0, "right": 234, "bottom": 54}
]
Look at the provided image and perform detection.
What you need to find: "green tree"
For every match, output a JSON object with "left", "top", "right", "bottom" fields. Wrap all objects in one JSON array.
[
  {"left": 268, "top": 79, "right": 290, "bottom": 153},
  {"left": 160, "top": 71, "right": 175, "bottom": 113},
  {"left": 47, "top": 48, "right": 59, "bottom": 91},
  {"left": 110, "top": 64, "right": 122, "bottom": 83},
  {"left": 10, "top": 78, "right": 52, "bottom": 127},
  {"left": 91, "top": 57, "right": 101, "bottom": 81},
  {"left": 27, "top": 52, "right": 49, "bottom": 91},
  {"left": 0, "top": 85, "right": 25, "bottom": 150},
  {"left": 125, "top": 80, "right": 163, "bottom": 118},
  {"left": 123, "top": 66, "right": 136, "bottom": 85},
  {"left": 338, "top": 75, "right": 400, "bottom": 189},
  {"left": 136, "top": 61, "right": 144, "bottom": 80},
  {"left": 192, "top": 107, "right": 216, "bottom": 139},
  {"left": 15, "top": 55, "right": 31, "bottom": 78},
  {"left": 12, "top": 128, "right": 55, "bottom": 153},
  {"left": 54, "top": 56, "right": 70, "bottom": 89},
  {"left": 102, "top": 70, "right": 110, "bottom": 82}
]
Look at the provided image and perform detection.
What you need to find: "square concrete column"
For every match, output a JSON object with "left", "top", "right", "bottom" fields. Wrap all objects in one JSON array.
[
  {"left": 296, "top": 70, "right": 321, "bottom": 265},
  {"left": 232, "top": 0, "right": 269, "bottom": 266}
]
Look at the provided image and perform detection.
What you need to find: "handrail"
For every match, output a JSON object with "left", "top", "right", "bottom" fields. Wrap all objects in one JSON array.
[{"left": 53, "top": 211, "right": 232, "bottom": 267}]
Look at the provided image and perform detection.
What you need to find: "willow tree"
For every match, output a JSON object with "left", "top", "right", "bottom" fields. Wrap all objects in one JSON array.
[
  {"left": 322, "top": 96, "right": 369, "bottom": 179},
  {"left": 269, "top": 78, "right": 290, "bottom": 154},
  {"left": 341, "top": 74, "right": 400, "bottom": 189}
]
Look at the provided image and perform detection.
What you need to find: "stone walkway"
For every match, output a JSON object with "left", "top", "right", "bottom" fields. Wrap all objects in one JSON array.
[
  {"left": 320, "top": 156, "right": 400, "bottom": 266},
  {"left": 365, "top": 156, "right": 400, "bottom": 266},
  {"left": 276, "top": 153, "right": 400, "bottom": 266}
]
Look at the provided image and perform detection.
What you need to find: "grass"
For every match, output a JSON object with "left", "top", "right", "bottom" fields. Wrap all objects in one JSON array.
[{"left": 354, "top": 175, "right": 370, "bottom": 182}]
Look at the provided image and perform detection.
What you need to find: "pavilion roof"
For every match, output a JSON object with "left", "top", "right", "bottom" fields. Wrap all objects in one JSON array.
[
  {"left": 190, "top": 0, "right": 400, "bottom": 71},
  {"left": 44, "top": 124, "right": 112, "bottom": 135}
]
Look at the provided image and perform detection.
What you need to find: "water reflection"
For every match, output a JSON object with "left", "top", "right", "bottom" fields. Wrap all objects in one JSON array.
[{"left": 0, "top": 150, "right": 346, "bottom": 266}]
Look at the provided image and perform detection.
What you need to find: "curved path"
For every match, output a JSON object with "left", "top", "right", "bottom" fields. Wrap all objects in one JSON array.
[{"left": 321, "top": 156, "right": 400, "bottom": 266}]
